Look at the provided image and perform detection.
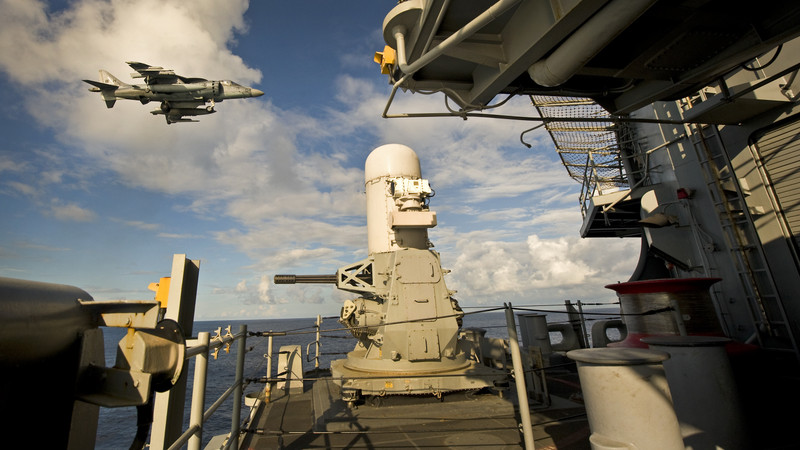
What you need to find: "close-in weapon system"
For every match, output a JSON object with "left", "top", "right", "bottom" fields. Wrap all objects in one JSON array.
[{"left": 276, "top": 144, "right": 506, "bottom": 403}]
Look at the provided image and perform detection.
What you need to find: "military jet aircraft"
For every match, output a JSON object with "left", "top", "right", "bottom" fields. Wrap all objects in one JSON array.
[{"left": 83, "top": 61, "right": 264, "bottom": 124}]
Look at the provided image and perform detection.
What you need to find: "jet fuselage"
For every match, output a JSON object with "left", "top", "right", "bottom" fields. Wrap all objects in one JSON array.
[{"left": 112, "top": 80, "right": 261, "bottom": 104}]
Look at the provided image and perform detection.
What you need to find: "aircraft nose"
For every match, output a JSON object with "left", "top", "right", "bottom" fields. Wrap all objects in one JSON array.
[{"left": 251, "top": 88, "right": 264, "bottom": 97}]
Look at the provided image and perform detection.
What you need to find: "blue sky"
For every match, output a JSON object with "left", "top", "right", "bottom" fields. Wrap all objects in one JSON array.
[{"left": 0, "top": 0, "right": 639, "bottom": 320}]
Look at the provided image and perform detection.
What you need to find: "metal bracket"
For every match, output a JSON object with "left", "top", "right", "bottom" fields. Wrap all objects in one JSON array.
[{"left": 79, "top": 299, "right": 160, "bottom": 329}]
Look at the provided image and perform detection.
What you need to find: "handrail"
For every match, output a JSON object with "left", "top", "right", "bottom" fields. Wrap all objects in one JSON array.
[
  {"left": 504, "top": 303, "right": 534, "bottom": 449},
  {"left": 162, "top": 325, "right": 248, "bottom": 450},
  {"left": 305, "top": 315, "right": 322, "bottom": 369}
]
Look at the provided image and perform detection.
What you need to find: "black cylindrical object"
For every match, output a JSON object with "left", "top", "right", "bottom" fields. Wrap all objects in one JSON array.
[{"left": 0, "top": 277, "right": 94, "bottom": 363}]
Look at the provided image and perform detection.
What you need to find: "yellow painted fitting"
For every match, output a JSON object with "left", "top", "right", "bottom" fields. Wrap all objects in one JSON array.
[
  {"left": 374, "top": 46, "right": 397, "bottom": 74},
  {"left": 148, "top": 277, "right": 171, "bottom": 308}
]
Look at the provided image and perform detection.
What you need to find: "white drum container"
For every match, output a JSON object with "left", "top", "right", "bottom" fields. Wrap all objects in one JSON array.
[{"left": 567, "top": 348, "right": 684, "bottom": 450}]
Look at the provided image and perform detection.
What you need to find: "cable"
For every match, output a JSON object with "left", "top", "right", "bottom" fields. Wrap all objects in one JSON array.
[{"left": 741, "top": 45, "right": 782, "bottom": 71}]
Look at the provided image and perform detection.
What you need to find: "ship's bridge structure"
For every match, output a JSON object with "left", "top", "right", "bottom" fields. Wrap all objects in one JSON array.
[{"left": 375, "top": 0, "right": 800, "bottom": 360}]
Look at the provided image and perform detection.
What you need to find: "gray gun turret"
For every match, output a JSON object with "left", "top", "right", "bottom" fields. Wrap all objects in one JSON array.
[{"left": 277, "top": 144, "right": 505, "bottom": 401}]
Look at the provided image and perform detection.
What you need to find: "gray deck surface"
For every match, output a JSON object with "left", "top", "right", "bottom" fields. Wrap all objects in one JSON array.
[{"left": 239, "top": 378, "right": 590, "bottom": 449}]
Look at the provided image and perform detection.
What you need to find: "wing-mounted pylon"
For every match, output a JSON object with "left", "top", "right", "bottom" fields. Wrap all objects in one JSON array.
[{"left": 150, "top": 100, "right": 215, "bottom": 124}]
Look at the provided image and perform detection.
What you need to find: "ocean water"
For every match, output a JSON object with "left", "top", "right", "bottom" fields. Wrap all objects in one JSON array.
[{"left": 94, "top": 306, "right": 618, "bottom": 449}]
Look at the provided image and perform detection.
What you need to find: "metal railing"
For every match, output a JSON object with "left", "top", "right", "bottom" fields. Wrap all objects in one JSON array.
[
  {"left": 166, "top": 324, "right": 248, "bottom": 450},
  {"left": 246, "top": 303, "right": 626, "bottom": 450}
]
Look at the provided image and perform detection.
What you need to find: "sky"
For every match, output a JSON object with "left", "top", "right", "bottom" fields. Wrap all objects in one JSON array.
[{"left": 0, "top": 0, "right": 640, "bottom": 320}]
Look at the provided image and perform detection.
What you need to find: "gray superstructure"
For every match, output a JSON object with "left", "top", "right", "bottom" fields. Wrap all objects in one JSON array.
[{"left": 376, "top": 0, "right": 800, "bottom": 359}]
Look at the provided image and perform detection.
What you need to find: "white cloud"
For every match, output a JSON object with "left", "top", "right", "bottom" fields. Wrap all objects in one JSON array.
[
  {"left": 5, "top": 181, "right": 38, "bottom": 197},
  {"left": 525, "top": 206, "right": 586, "bottom": 236},
  {"left": 112, "top": 218, "right": 160, "bottom": 231},
  {"left": 0, "top": 0, "right": 258, "bottom": 86},
  {"left": 49, "top": 201, "right": 96, "bottom": 222},
  {"left": 0, "top": 158, "right": 28, "bottom": 173},
  {"left": 235, "top": 279, "right": 247, "bottom": 293},
  {"left": 447, "top": 233, "right": 639, "bottom": 305},
  {"left": 157, "top": 232, "right": 200, "bottom": 239},
  {"left": 257, "top": 274, "right": 271, "bottom": 303}
]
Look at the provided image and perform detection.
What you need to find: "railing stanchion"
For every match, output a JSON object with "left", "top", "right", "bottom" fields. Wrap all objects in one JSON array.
[
  {"left": 505, "top": 303, "right": 535, "bottom": 450},
  {"left": 266, "top": 332, "right": 274, "bottom": 396},
  {"left": 229, "top": 324, "right": 247, "bottom": 449},
  {"left": 315, "top": 315, "right": 321, "bottom": 370},
  {"left": 577, "top": 300, "right": 590, "bottom": 347},
  {"left": 187, "top": 332, "right": 210, "bottom": 450}
]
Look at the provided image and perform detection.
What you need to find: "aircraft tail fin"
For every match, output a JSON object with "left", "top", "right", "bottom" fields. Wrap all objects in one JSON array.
[
  {"left": 98, "top": 70, "right": 129, "bottom": 87},
  {"left": 83, "top": 70, "right": 128, "bottom": 108}
]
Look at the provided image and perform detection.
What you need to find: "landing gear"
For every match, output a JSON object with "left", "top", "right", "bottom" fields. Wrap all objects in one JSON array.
[
  {"left": 206, "top": 99, "right": 216, "bottom": 112},
  {"left": 160, "top": 101, "right": 170, "bottom": 113}
]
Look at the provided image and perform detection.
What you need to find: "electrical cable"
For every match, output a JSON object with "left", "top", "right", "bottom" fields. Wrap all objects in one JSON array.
[{"left": 741, "top": 45, "right": 782, "bottom": 71}]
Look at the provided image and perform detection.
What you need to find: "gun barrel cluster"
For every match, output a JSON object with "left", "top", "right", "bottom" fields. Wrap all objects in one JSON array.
[{"left": 273, "top": 274, "right": 337, "bottom": 284}]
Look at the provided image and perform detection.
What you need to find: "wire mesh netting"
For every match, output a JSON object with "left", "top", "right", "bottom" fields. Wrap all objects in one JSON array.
[{"left": 531, "top": 96, "right": 628, "bottom": 193}]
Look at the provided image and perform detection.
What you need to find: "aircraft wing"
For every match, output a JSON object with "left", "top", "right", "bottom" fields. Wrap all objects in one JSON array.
[{"left": 127, "top": 61, "right": 177, "bottom": 81}]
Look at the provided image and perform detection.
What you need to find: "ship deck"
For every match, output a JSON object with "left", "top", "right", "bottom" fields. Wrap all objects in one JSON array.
[{"left": 239, "top": 370, "right": 590, "bottom": 449}]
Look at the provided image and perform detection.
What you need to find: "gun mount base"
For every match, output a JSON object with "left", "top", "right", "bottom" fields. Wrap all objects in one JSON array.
[{"left": 331, "top": 358, "right": 507, "bottom": 400}]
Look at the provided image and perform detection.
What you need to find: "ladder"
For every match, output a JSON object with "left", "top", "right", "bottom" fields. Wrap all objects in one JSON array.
[{"left": 685, "top": 117, "right": 795, "bottom": 353}]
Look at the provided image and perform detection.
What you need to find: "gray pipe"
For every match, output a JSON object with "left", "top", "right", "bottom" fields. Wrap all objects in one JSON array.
[{"left": 528, "top": 0, "right": 656, "bottom": 87}]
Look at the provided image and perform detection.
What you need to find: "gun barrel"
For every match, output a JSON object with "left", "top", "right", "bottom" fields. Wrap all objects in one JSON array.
[{"left": 274, "top": 274, "right": 337, "bottom": 284}]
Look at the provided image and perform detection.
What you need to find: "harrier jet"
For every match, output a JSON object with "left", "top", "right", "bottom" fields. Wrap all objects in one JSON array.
[{"left": 84, "top": 61, "right": 264, "bottom": 123}]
